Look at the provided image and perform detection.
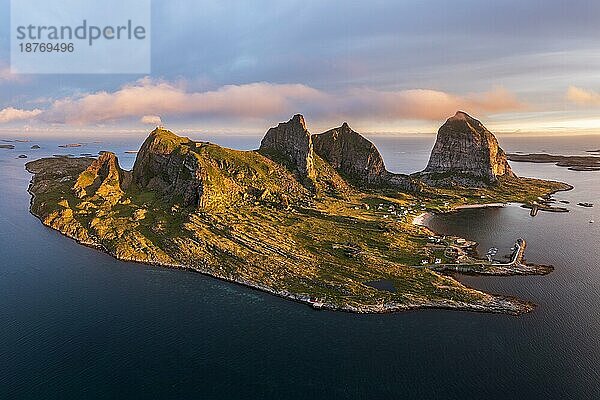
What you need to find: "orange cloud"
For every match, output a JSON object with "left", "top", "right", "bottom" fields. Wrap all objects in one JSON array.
[
  {"left": 0, "top": 107, "right": 42, "bottom": 123},
  {"left": 340, "top": 86, "right": 525, "bottom": 121},
  {"left": 566, "top": 86, "right": 600, "bottom": 106}
]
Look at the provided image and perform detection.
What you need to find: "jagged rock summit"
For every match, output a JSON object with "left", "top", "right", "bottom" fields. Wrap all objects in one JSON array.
[
  {"left": 132, "top": 127, "right": 202, "bottom": 207},
  {"left": 313, "top": 122, "right": 387, "bottom": 184},
  {"left": 259, "top": 114, "right": 316, "bottom": 181},
  {"left": 131, "top": 127, "right": 311, "bottom": 211},
  {"left": 422, "top": 111, "right": 514, "bottom": 186},
  {"left": 74, "top": 151, "right": 131, "bottom": 205}
]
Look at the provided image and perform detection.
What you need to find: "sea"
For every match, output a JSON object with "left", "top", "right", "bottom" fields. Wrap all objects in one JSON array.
[{"left": 1, "top": 132, "right": 599, "bottom": 399}]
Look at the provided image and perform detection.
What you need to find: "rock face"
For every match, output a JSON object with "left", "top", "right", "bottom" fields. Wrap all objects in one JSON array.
[
  {"left": 132, "top": 128, "right": 202, "bottom": 207},
  {"left": 423, "top": 111, "right": 514, "bottom": 185},
  {"left": 313, "top": 123, "right": 386, "bottom": 184},
  {"left": 74, "top": 152, "right": 131, "bottom": 205},
  {"left": 314, "top": 122, "right": 422, "bottom": 192},
  {"left": 131, "top": 127, "right": 311, "bottom": 211},
  {"left": 259, "top": 114, "right": 316, "bottom": 181}
]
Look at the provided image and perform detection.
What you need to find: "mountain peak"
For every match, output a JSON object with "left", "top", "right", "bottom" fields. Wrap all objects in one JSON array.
[
  {"left": 290, "top": 113, "right": 306, "bottom": 129},
  {"left": 259, "top": 114, "right": 315, "bottom": 181},
  {"left": 422, "top": 112, "right": 515, "bottom": 185},
  {"left": 73, "top": 151, "right": 130, "bottom": 204},
  {"left": 449, "top": 110, "right": 471, "bottom": 121},
  {"left": 313, "top": 123, "right": 386, "bottom": 184}
]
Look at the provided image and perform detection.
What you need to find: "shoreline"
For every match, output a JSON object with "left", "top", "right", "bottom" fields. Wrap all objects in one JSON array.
[
  {"left": 411, "top": 202, "right": 507, "bottom": 228},
  {"left": 26, "top": 182, "right": 532, "bottom": 316},
  {"left": 411, "top": 203, "right": 554, "bottom": 275},
  {"left": 454, "top": 202, "right": 506, "bottom": 210},
  {"left": 31, "top": 209, "right": 533, "bottom": 315},
  {"left": 26, "top": 155, "right": 566, "bottom": 317}
]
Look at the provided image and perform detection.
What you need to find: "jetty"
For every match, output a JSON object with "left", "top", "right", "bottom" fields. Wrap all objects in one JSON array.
[{"left": 419, "top": 238, "right": 551, "bottom": 275}]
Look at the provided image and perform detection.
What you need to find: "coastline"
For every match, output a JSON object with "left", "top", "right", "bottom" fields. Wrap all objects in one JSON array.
[
  {"left": 25, "top": 151, "right": 568, "bottom": 317},
  {"left": 412, "top": 203, "right": 507, "bottom": 228},
  {"left": 455, "top": 202, "right": 506, "bottom": 210},
  {"left": 412, "top": 212, "right": 433, "bottom": 226},
  {"left": 412, "top": 202, "right": 506, "bottom": 228},
  {"left": 26, "top": 181, "right": 533, "bottom": 315},
  {"left": 30, "top": 208, "right": 533, "bottom": 315}
]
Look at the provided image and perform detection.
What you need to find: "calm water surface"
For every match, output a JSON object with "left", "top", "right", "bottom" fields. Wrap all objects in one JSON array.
[{"left": 1, "top": 133, "right": 599, "bottom": 399}]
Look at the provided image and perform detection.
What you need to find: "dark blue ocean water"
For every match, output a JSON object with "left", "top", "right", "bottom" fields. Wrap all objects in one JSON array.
[{"left": 1, "top": 133, "right": 599, "bottom": 399}]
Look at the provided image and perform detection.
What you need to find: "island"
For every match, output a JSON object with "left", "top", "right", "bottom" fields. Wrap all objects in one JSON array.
[
  {"left": 25, "top": 112, "right": 570, "bottom": 314},
  {"left": 507, "top": 153, "right": 600, "bottom": 171}
]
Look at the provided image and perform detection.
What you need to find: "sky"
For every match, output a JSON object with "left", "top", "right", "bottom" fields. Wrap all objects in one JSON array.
[{"left": 2, "top": 0, "right": 600, "bottom": 136}]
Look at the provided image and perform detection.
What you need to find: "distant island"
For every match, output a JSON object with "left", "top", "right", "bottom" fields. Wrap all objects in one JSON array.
[
  {"left": 25, "top": 112, "right": 570, "bottom": 314},
  {"left": 507, "top": 153, "right": 600, "bottom": 171}
]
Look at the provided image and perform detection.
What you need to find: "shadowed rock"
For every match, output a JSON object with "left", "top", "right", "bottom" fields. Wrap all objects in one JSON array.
[
  {"left": 314, "top": 122, "right": 422, "bottom": 192},
  {"left": 131, "top": 128, "right": 205, "bottom": 207},
  {"left": 259, "top": 114, "right": 316, "bottom": 181},
  {"left": 313, "top": 122, "right": 387, "bottom": 184}
]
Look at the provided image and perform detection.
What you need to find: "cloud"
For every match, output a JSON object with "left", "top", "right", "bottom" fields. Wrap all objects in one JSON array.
[
  {"left": 0, "top": 107, "right": 43, "bottom": 123},
  {"left": 140, "top": 115, "right": 162, "bottom": 125},
  {"left": 334, "top": 86, "right": 525, "bottom": 121},
  {"left": 566, "top": 86, "right": 600, "bottom": 106},
  {"left": 4, "top": 77, "right": 523, "bottom": 127},
  {"left": 41, "top": 78, "right": 325, "bottom": 125}
]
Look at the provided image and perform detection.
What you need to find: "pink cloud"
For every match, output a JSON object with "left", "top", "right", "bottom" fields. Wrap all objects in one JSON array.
[
  {"left": 0, "top": 107, "right": 42, "bottom": 123},
  {"left": 3, "top": 77, "right": 523, "bottom": 127},
  {"left": 566, "top": 86, "right": 600, "bottom": 106},
  {"left": 41, "top": 79, "right": 325, "bottom": 125},
  {"left": 140, "top": 115, "right": 162, "bottom": 125}
]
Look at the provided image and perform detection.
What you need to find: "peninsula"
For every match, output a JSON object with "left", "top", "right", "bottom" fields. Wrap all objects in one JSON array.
[{"left": 26, "top": 112, "right": 570, "bottom": 314}]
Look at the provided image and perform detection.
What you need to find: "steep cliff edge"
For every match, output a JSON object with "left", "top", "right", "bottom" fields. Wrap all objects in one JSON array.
[
  {"left": 420, "top": 111, "right": 514, "bottom": 186},
  {"left": 313, "top": 122, "right": 423, "bottom": 192},
  {"left": 259, "top": 114, "right": 316, "bottom": 182},
  {"left": 74, "top": 152, "right": 131, "bottom": 205},
  {"left": 131, "top": 127, "right": 313, "bottom": 211},
  {"left": 313, "top": 122, "right": 387, "bottom": 184}
]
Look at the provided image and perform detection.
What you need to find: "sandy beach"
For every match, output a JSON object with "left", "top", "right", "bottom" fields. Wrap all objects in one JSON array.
[{"left": 412, "top": 212, "right": 433, "bottom": 226}]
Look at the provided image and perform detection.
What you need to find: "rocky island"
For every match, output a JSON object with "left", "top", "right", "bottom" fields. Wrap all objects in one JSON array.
[{"left": 26, "top": 112, "right": 570, "bottom": 314}]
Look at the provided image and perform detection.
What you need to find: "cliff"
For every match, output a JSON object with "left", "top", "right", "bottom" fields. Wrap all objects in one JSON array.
[
  {"left": 313, "top": 122, "right": 423, "bottom": 192},
  {"left": 259, "top": 114, "right": 316, "bottom": 182},
  {"left": 313, "top": 122, "right": 387, "bottom": 184},
  {"left": 132, "top": 127, "right": 311, "bottom": 211},
  {"left": 421, "top": 111, "right": 515, "bottom": 186},
  {"left": 74, "top": 152, "right": 131, "bottom": 205}
]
